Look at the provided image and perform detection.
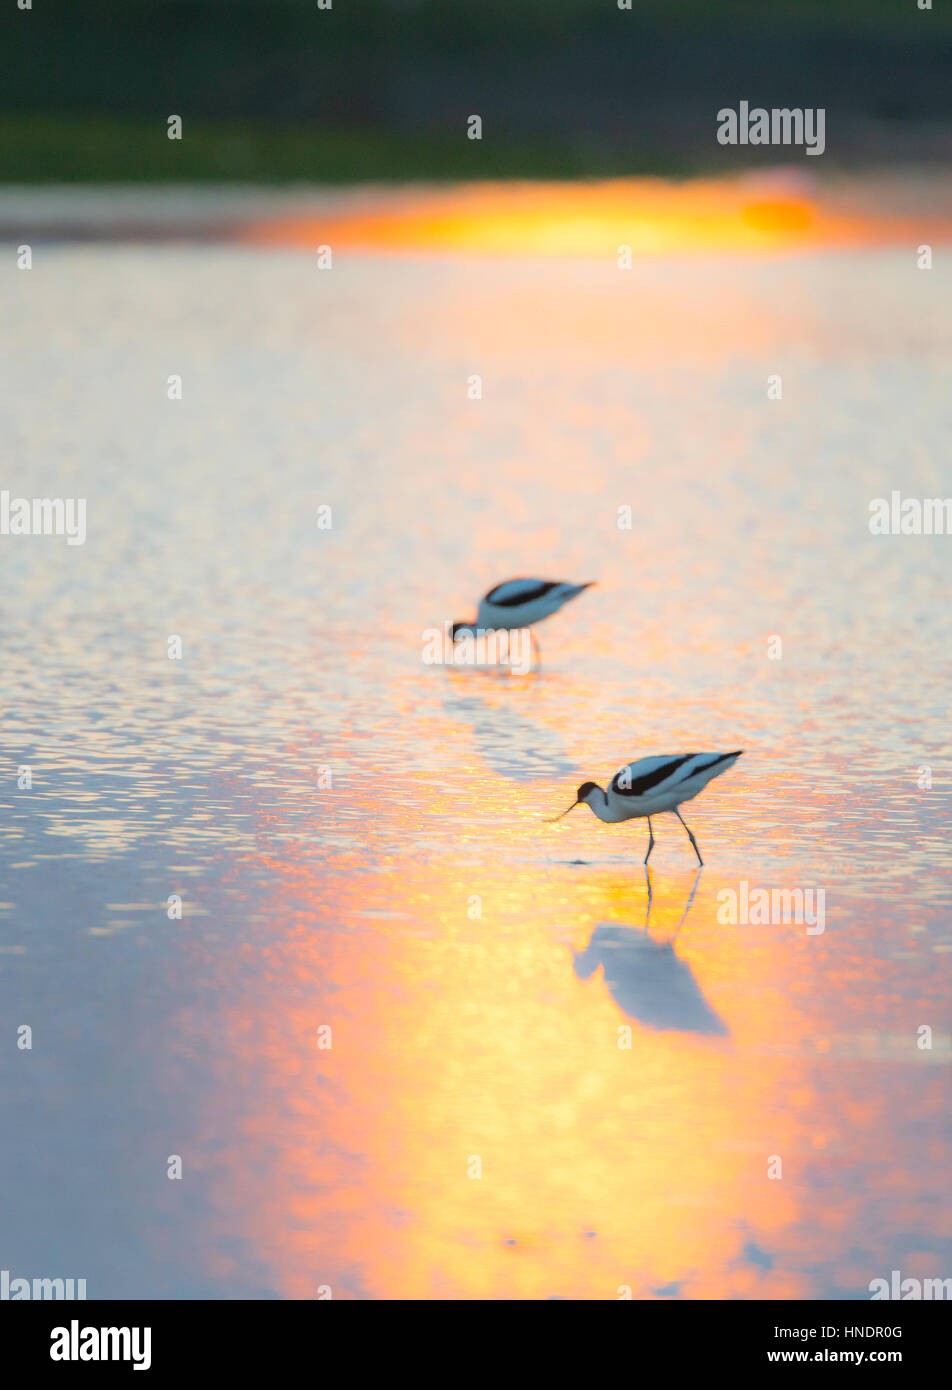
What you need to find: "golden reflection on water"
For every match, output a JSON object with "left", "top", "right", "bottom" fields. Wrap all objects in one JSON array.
[
  {"left": 2, "top": 202, "right": 951, "bottom": 1299},
  {"left": 197, "top": 744, "right": 948, "bottom": 1300},
  {"left": 242, "top": 176, "right": 948, "bottom": 257}
]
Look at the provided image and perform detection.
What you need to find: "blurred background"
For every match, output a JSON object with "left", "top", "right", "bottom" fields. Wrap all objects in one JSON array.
[
  {"left": 2, "top": 0, "right": 952, "bottom": 183},
  {"left": 2, "top": 1, "right": 951, "bottom": 1303}
]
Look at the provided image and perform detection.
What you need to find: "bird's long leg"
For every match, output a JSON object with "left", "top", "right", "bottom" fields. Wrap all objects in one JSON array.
[
  {"left": 674, "top": 808, "right": 703, "bottom": 866},
  {"left": 643, "top": 865, "right": 653, "bottom": 933},
  {"left": 644, "top": 816, "right": 655, "bottom": 865},
  {"left": 530, "top": 630, "right": 542, "bottom": 671}
]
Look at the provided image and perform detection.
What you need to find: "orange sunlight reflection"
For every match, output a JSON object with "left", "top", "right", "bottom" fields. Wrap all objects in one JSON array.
[
  {"left": 241, "top": 177, "right": 947, "bottom": 257},
  {"left": 194, "top": 747, "right": 947, "bottom": 1300},
  {"left": 206, "top": 859, "right": 809, "bottom": 1299}
]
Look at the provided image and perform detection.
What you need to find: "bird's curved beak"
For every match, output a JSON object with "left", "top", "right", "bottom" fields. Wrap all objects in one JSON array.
[{"left": 548, "top": 799, "right": 579, "bottom": 823}]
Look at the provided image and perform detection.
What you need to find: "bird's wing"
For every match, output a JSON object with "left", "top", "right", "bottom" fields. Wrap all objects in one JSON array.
[
  {"left": 483, "top": 578, "right": 561, "bottom": 607},
  {"left": 610, "top": 755, "right": 698, "bottom": 798},
  {"left": 611, "top": 752, "right": 741, "bottom": 799},
  {"left": 669, "top": 752, "right": 742, "bottom": 792}
]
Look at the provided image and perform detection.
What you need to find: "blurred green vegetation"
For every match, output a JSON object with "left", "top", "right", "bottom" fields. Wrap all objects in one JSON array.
[
  {"left": 2, "top": 0, "right": 949, "bottom": 181},
  {"left": 0, "top": 115, "right": 695, "bottom": 183}
]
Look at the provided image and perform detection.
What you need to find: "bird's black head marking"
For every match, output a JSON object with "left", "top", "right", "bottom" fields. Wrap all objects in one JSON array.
[{"left": 576, "top": 781, "right": 600, "bottom": 800}]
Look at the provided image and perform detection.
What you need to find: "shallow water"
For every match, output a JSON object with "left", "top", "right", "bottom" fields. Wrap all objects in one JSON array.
[{"left": 1, "top": 236, "right": 950, "bottom": 1299}]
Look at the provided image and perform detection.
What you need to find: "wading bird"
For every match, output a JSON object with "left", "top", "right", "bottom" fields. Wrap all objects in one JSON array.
[
  {"left": 550, "top": 752, "right": 743, "bottom": 865},
  {"left": 452, "top": 579, "right": 594, "bottom": 659}
]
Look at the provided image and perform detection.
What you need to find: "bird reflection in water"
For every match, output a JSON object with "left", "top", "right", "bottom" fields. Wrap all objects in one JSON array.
[
  {"left": 442, "top": 689, "right": 576, "bottom": 783},
  {"left": 573, "top": 870, "right": 728, "bottom": 1036}
]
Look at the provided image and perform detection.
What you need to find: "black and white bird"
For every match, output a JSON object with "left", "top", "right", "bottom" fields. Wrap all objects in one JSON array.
[
  {"left": 452, "top": 579, "right": 594, "bottom": 653},
  {"left": 550, "top": 751, "right": 743, "bottom": 865}
]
